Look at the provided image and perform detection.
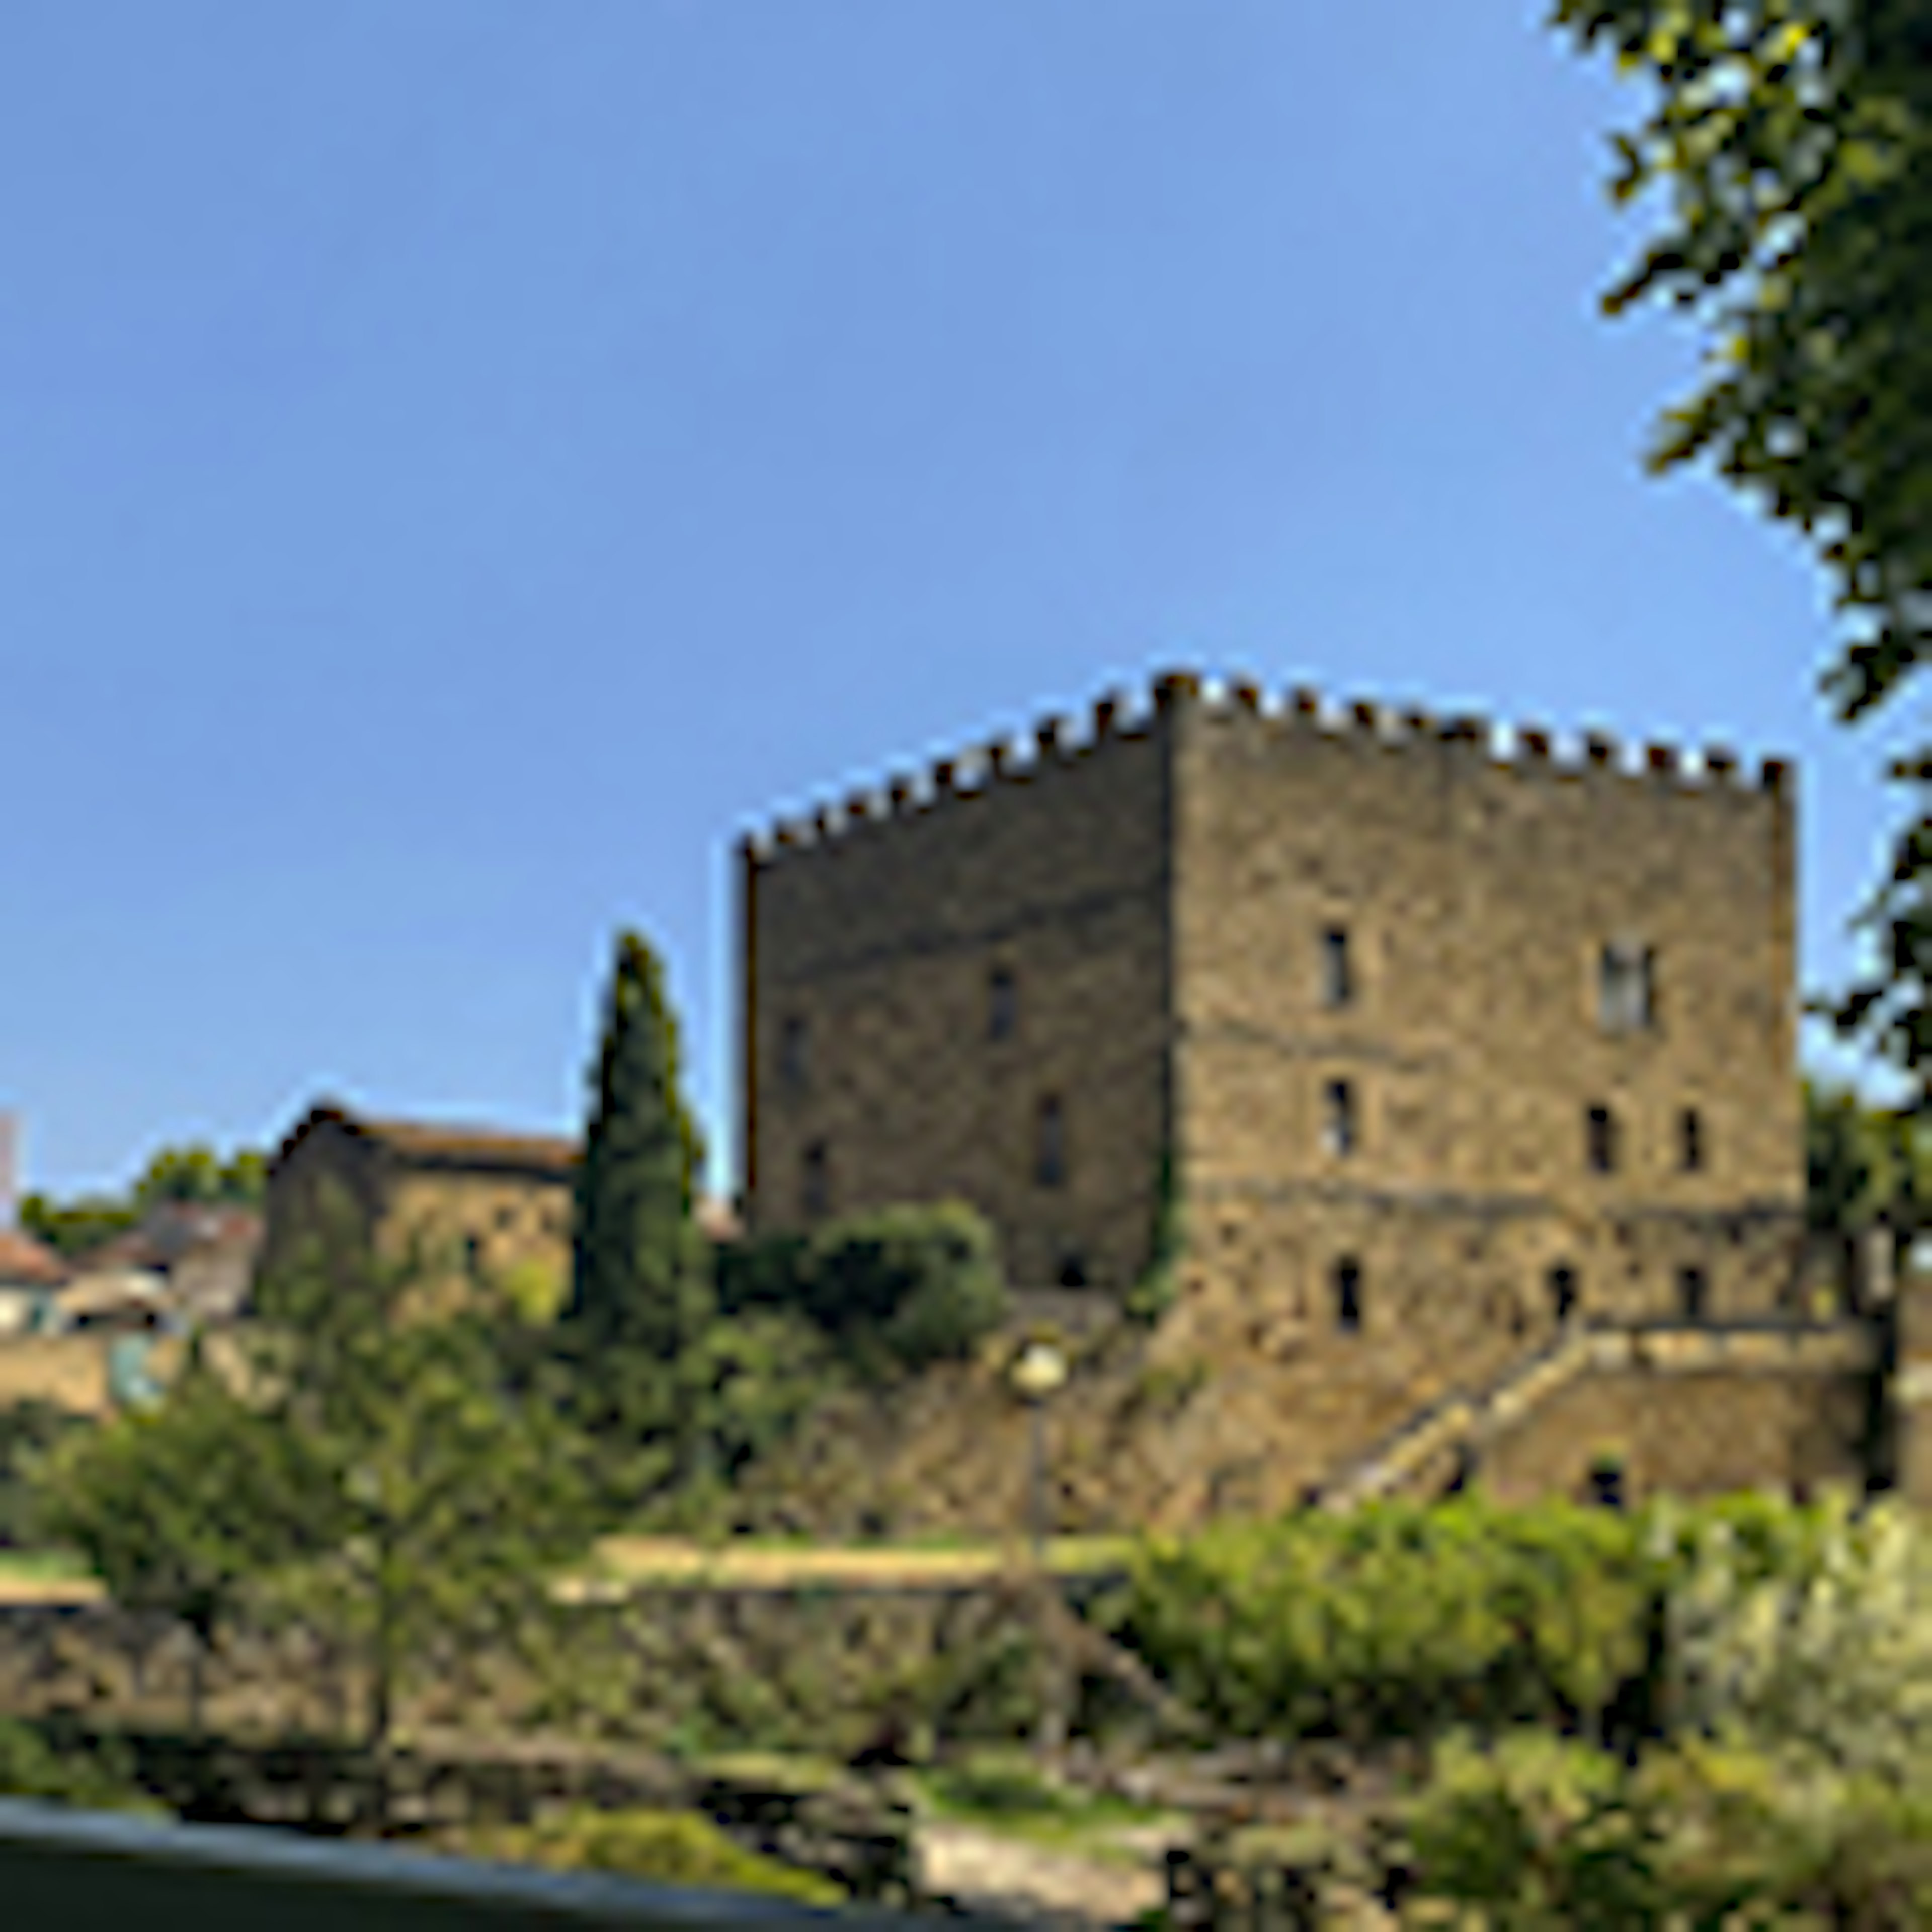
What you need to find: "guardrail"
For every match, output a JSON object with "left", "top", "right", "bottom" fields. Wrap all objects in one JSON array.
[{"left": 0, "top": 1797, "right": 962, "bottom": 1930}]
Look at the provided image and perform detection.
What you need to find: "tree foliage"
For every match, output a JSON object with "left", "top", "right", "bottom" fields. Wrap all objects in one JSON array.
[
  {"left": 17, "top": 1194, "right": 138, "bottom": 1259},
  {"left": 248, "top": 1196, "right": 597, "bottom": 1749},
  {"left": 1806, "top": 1077, "right": 1932, "bottom": 1236},
  {"left": 569, "top": 929, "right": 706, "bottom": 1355},
  {"left": 1550, "top": 0, "right": 1932, "bottom": 1087},
  {"left": 566, "top": 930, "right": 714, "bottom": 1495},
  {"left": 717, "top": 1202, "right": 1007, "bottom": 1384},
  {"left": 40, "top": 1189, "right": 596, "bottom": 1752},
  {"left": 1656, "top": 1489, "right": 1932, "bottom": 1786},
  {"left": 1118, "top": 1495, "right": 1655, "bottom": 1746},
  {"left": 20, "top": 1143, "right": 266, "bottom": 1258},
  {"left": 33, "top": 1354, "right": 312, "bottom": 1728}
]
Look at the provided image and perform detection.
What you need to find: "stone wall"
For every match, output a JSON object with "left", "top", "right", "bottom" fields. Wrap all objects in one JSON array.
[
  {"left": 742, "top": 691, "right": 1175, "bottom": 1292},
  {"left": 261, "top": 1119, "right": 573, "bottom": 1316},
  {"left": 1168, "top": 681, "right": 1802, "bottom": 1458},
  {"left": 735, "top": 670, "right": 1813, "bottom": 1520},
  {"left": 1474, "top": 1325, "right": 1874, "bottom": 1506},
  {"left": 0, "top": 1334, "right": 189, "bottom": 1417}
]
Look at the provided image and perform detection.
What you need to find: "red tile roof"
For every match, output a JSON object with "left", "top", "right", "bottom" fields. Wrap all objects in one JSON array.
[{"left": 0, "top": 1228, "right": 69, "bottom": 1287}]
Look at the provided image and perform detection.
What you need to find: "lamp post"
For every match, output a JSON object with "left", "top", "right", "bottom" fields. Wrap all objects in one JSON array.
[
  {"left": 1010, "top": 1336, "right": 1069, "bottom": 1763},
  {"left": 1010, "top": 1338, "right": 1068, "bottom": 1568}
]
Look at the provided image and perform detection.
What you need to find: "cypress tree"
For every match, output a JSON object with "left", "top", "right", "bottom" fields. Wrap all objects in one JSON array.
[{"left": 568, "top": 930, "right": 713, "bottom": 1482}]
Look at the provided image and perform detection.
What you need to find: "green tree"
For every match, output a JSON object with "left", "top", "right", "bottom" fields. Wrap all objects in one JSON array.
[
  {"left": 1806, "top": 1078, "right": 1932, "bottom": 1240},
  {"left": 42, "top": 1191, "right": 596, "bottom": 1755},
  {"left": 566, "top": 930, "right": 713, "bottom": 1494},
  {"left": 133, "top": 1143, "right": 267, "bottom": 1211},
  {"left": 17, "top": 1193, "right": 138, "bottom": 1259},
  {"left": 1549, "top": 2, "right": 1932, "bottom": 1089},
  {"left": 34, "top": 1354, "right": 310, "bottom": 1729},
  {"left": 250, "top": 1195, "right": 597, "bottom": 1751},
  {"left": 20, "top": 1143, "right": 267, "bottom": 1259}
]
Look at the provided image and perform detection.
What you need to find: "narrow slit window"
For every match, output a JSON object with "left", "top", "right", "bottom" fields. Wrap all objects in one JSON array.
[
  {"left": 801, "top": 1139, "right": 830, "bottom": 1220},
  {"left": 1586, "top": 1104, "right": 1618, "bottom": 1175},
  {"left": 1548, "top": 1265, "right": 1578, "bottom": 1324},
  {"left": 1334, "top": 1258, "right": 1363, "bottom": 1333},
  {"left": 988, "top": 967, "right": 1018, "bottom": 1042},
  {"left": 1680, "top": 1107, "right": 1705, "bottom": 1173},
  {"left": 1322, "top": 1079, "right": 1358, "bottom": 1158},
  {"left": 1035, "top": 1095, "right": 1066, "bottom": 1190},
  {"left": 1678, "top": 1265, "right": 1709, "bottom": 1324},
  {"left": 1322, "top": 927, "right": 1353, "bottom": 1009},
  {"left": 779, "top": 1015, "right": 809, "bottom": 1091}
]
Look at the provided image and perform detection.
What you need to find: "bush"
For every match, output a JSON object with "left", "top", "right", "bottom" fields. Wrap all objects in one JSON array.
[
  {"left": 449, "top": 1806, "right": 844, "bottom": 1906},
  {"left": 1117, "top": 1495, "right": 1653, "bottom": 1747},
  {"left": 712, "top": 1232, "right": 813, "bottom": 1319},
  {"left": 1655, "top": 1489, "right": 1932, "bottom": 1787},
  {"left": 0, "top": 1719, "right": 157, "bottom": 1812},
  {"left": 805, "top": 1203, "right": 1006, "bottom": 1367},
  {"left": 1401, "top": 1729, "right": 1932, "bottom": 1927},
  {"left": 716, "top": 1203, "right": 1007, "bottom": 1379}
]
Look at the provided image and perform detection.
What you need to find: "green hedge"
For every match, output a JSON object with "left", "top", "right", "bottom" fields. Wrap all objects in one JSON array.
[{"left": 1117, "top": 1495, "right": 1656, "bottom": 1746}]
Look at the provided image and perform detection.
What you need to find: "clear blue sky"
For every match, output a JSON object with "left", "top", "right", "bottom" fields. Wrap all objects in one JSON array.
[{"left": 0, "top": 1, "right": 1903, "bottom": 1200}]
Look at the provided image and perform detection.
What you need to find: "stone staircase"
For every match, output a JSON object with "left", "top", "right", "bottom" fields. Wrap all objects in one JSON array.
[
  {"left": 1310, "top": 1316, "right": 1881, "bottom": 1511},
  {"left": 1312, "top": 1321, "right": 1602, "bottom": 1510}
]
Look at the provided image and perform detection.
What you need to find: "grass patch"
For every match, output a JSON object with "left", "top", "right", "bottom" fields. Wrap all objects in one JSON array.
[
  {"left": 0, "top": 1549, "right": 91, "bottom": 1584},
  {"left": 913, "top": 1754, "right": 1174, "bottom": 1856},
  {"left": 583, "top": 1533, "right": 1135, "bottom": 1590}
]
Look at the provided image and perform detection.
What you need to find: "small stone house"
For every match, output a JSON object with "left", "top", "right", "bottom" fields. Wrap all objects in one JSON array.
[{"left": 262, "top": 1103, "right": 579, "bottom": 1318}]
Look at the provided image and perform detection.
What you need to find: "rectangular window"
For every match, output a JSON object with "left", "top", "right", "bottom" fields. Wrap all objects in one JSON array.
[
  {"left": 1598, "top": 943, "right": 1656, "bottom": 1033},
  {"left": 988, "top": 967, "right": 1017, "bottom": 1042},
  {"left": 1680, "top": 1107, "right": 1704, "bottom": 1173},
  {"left": 801, "top": 1140, "right": 829, "bottom": 1220},
  {"left": 1035, "top": 1095, "right": 1065, "bottom": 1189},
  {"left": 1334, "top": 1258, "right": 1363, "bottom": 1333},
  {"left": 1322, "top": 1079, "right": 1357, "bottom": 1157},
  {"left": 1586, "top": 1104, "right": 1617, "bottom": 1175},
  {"left": 1322, "top": 927, "right": 1353, "bottom": 1009},
  {"left": 1678, "top": 1264, "right": 1709, "bottom": 1323},
  {"left": 779, "top": 1015, "right": 809, "bottom": 1091}
]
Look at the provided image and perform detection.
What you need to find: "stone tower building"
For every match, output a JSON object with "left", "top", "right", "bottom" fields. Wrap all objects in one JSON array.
[{"left": 739, "top": 671, "right": 1815, "bottom": 1476}]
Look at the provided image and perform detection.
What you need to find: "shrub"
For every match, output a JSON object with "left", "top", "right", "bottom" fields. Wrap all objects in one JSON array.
[
  {"left": 1655, "top": 1490, "right": 1932, "bottom": 1787},
  {"left": 0, "top": 1719, "right": 156, "bottom": 1812},
  {"left": 1117, "top": 1495, "right": 1653, "bottom": 1747},
  {"left": 450, "top": 1806, "right": 844, "bottom": 1905},
  {"left": 712, "top": 1203, "right": 1007, "bottom": 1377},
  {"left": 1403, "top": 1729, "right": 1670, "bottom": 1926},
  {"left": 1403, "top": 1729, "right": 1932, "bottom": 1927},
  {"left": 712, "top": 1232, "right": 813, "bottom": 1319}
]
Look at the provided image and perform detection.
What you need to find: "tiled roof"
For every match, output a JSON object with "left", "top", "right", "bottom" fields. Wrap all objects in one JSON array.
[
  {"left": 276, "top": 1103, "right": 579, "bottom": 1179},
  {"left": 0, "top": 1228, "right": 68, "bottom": 1288},
  {"left": 79, "top": 1204, "right": 264, "bottom": 1273}
]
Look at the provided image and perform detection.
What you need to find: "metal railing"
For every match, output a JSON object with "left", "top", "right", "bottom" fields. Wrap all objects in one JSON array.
[{"left": 0, "top": 1797, "right": 962, "bottom": 1931}]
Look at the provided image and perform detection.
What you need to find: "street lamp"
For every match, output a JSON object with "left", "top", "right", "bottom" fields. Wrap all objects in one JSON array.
[
  {"left": 1010, "top": 1338, "right": 1068, "bottom": 1568},
  {"left": 1010, "top": 1336, "right": 1070, "bottom": 1762}
]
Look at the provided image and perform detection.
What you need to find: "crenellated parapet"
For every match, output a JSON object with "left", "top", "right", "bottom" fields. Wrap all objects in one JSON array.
[{"left": 737, "top": 667, "right": 1793, "bottom": 865}]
